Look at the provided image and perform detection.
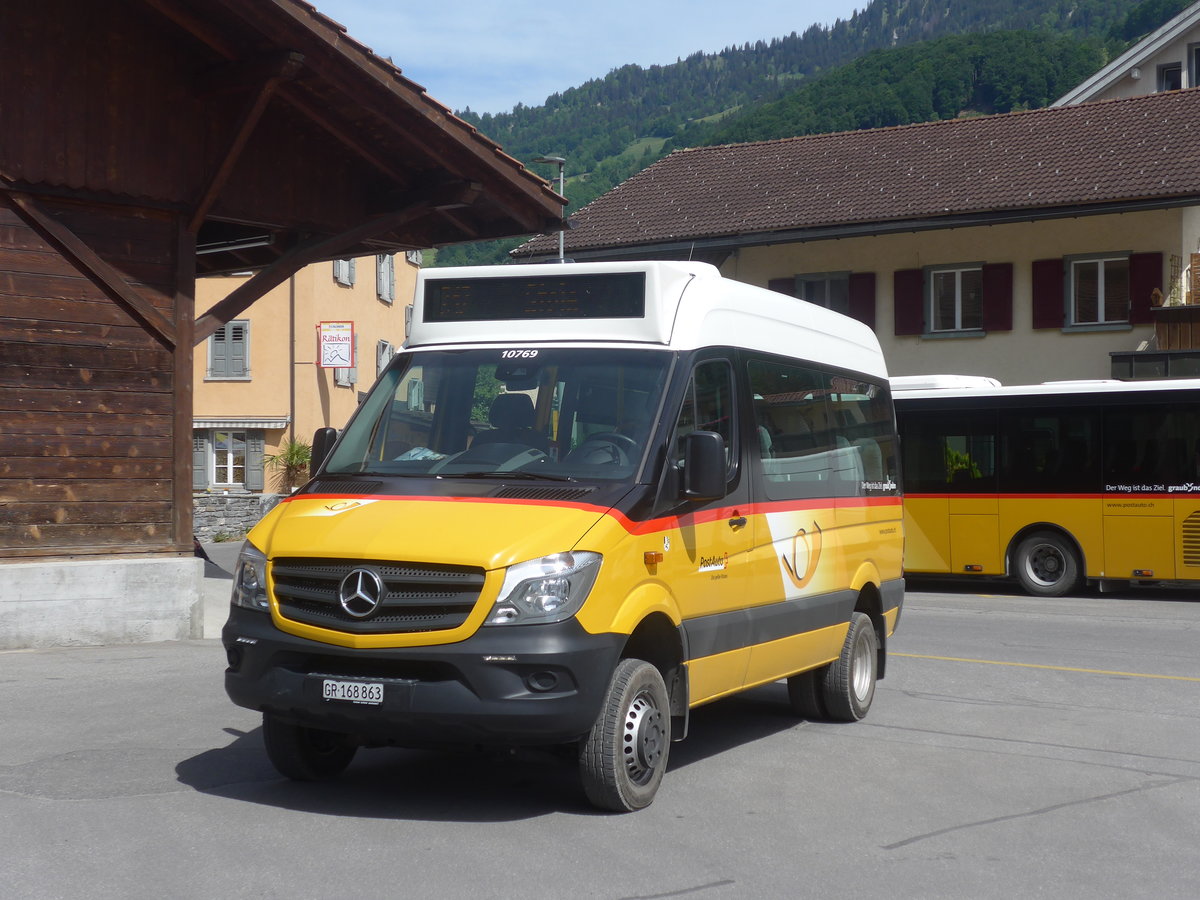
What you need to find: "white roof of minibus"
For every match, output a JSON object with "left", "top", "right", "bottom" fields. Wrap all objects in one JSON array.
[
  {"left": 408, "top": 260, "right": 887, "bottom": 379},
  {"left": 891, "top": 375, "right": 1200, "bottom": 401}
]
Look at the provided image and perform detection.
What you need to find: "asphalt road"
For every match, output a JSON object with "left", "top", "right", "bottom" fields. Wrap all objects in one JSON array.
[{"left": 2, "top": 579, "right": 1198, "bottom": 899}]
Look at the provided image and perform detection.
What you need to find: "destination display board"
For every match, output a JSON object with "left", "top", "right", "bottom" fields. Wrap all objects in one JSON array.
[{"left": 424, "top": 272, "right": 646, "bottom": 322}]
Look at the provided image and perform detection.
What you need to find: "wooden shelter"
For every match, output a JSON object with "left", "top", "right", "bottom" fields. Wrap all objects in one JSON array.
[{"left": 0, "top": 0, "right": 563, "bottom": 647}]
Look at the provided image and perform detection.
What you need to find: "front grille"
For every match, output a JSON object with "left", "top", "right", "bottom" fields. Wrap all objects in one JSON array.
[
  {"left": 271, "top": 557, "right": 486, "bottom": 635},
  {"left": 1183, "top": 512, "right": 1200, "bottom": 567}
]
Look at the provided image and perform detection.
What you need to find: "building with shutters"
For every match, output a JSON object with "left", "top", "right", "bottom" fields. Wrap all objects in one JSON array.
[
  {"left": 514, "top": 88, "right": 1200, "bottom": 384},
  {"left": 191, "top": 251, "right": 419, "bottom": 500}
]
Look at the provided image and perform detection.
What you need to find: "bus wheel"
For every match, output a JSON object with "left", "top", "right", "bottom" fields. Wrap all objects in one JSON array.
[
  {"left": 787, "top": 669, "right": 827, "bottom": 719},
  {"left": 821, "top": 612, "right": 878, "bottom": 722},
  {"left": 262, "top": 713, "right": 357, "bottom": 781},
  {"left": 579, "top": 658, "right": 671, "bottom": 812},
  {"left": 1014, "top": 531, "right": 1080, "bottom": 597}
]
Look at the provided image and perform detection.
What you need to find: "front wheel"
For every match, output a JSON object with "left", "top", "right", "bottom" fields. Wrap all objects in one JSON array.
[
  {"left": 1013, "top": 531, "right": 1080, "bottom": 597},
  {"left": 262, "top": 713, "right": 357, "bottom": 781},
  {"left": 579, "top": 658, "right": 671, "bottom": 812},
  {"left": 821, "top": 612, "right": 878, "bottom": 722}
]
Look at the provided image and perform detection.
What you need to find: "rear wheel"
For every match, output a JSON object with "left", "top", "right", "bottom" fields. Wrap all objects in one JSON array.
[
  {"left": 262, "top": 713, "right": 357, "bottom": 781},
  {"left": 1014, "top": 531, "right": 1080, "bottom": 597},
  {"left": 821, "top": 612, "right": 878, "bottom": 722},
  {"left": 579, "top": 658, "right": 670, "bottom": 812}
]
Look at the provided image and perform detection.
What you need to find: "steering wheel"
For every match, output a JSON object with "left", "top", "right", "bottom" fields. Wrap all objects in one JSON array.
[
  {"left": 586, "top": 432, "right": 638, "bottom": 454},
  {"left": 566, "top": 432, "right": 639, "bottom": 464}
]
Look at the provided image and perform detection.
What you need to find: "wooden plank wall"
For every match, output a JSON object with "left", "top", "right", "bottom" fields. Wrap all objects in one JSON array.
[{"left": 0, "top": 200, "right": 182, "bottom": 558}]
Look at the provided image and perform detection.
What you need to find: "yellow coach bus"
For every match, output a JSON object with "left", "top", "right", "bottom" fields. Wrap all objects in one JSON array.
[
  {"left": 893, "top": 375, "right": 1200, "bottom": 596},
  {"left": 223, "top": 261, "right": 904, "bottom": 811}
]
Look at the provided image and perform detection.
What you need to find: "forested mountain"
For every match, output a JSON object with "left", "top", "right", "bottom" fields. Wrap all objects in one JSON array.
[
  {"left": 432, "top": 0, "right": 1192, "bottom": 266},
  {"left": 701, "top": 31, "right": 1107, "bottom": 146}
]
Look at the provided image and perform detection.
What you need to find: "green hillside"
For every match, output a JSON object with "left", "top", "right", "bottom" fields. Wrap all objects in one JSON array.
[{"left": 431, "top": 0, "right": 1192, "bottom": 267}]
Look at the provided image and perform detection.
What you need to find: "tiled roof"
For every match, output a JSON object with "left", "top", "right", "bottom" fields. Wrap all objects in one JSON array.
[{"left": 516, "top": 88, "right": 1200, "bottom": 257}]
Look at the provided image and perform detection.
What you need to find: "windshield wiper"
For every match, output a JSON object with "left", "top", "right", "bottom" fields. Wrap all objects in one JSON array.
[{"left": 451, "top": 470, "right": 578, "bottom": 482}]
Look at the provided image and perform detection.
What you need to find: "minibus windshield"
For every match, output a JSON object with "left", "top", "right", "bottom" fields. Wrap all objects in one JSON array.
[{"left": 324, "top": 347, "right": 672, "bottom": 483}]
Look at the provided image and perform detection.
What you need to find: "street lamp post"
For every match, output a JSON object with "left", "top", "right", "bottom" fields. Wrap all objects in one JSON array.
[{"left": 532, "top": 155, "right": 566, "bottom": 263}]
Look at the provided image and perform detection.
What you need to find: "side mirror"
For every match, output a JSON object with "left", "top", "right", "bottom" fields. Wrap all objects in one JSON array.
[
  {"left": 682, "top": 431, "right": 727, "bottom": 501},
  {"left": 310, "top": 427, "right": 339, "bottom": 477}
]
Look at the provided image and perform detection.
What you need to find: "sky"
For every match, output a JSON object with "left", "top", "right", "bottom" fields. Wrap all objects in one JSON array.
[{"left": 314, "top": 1, "right": 866, "bottom": 115}]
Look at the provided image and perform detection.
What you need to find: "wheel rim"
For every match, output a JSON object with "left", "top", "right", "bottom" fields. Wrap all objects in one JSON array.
[
  {"left": 851, "top": 628, "right": 875, "bottom": 702},
  {"left": 1026, "top": 542, "right": 1065, "bottom": 586},
  {"left": 622, "top": 689, "right": 666, "bottom": 786}
]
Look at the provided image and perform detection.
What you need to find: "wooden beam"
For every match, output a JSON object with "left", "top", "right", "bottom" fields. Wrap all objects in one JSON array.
[
  {"left": 188, "top": 51, "right": 305, "bottom": 234},
  {"left": 0, "top": 183, "right": 178, "bottom": 349},
  {"left": 172, "top": 221, "right": 197, "bottom": 552},
  {"left": 280, "top": 87, "right": 413, "bottom": 186},
  {"left": 194, "top": 181, "right": 479, "bottom": 343}
]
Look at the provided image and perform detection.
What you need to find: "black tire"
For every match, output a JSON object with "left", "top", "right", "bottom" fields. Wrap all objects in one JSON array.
[
  {"left": 579, "top": 658, "right": 671, "bottom": 812},
  {"left": 786, "top": 668, "right": 827, "bottom": 719},
  {"left": 821, "top": 612, "right": 878, "bottom": 722},
  {"left": 1013, "top": 531, "right": 1080, "bottom": 597},
  {"left": 262, "top": 713, "right": 357, "bottom": 781}
]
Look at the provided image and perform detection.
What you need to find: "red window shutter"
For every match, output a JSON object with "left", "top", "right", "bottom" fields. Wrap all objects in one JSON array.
[
  {"left": 981, "top": 262, "right": 1013, "bottom": 332},
  {"left": 893, "top": 269, "right": 924, "bottom": 335},
  {"left": 768, "top": 277, "right": 796, "bottom": 297},
  {"left": 848, "top": 272, "right": 876, "bottom": 330},
  {"left": 1129, "top": 252, "right": 1163, "bottom": 325},
  {"left": 1031, "top": 258, "right": 1064, "bottom": 330}
]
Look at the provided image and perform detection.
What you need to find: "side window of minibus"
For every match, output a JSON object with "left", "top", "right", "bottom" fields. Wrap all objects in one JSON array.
[
  {"left": 746, "top": 358, "right": 831, "bottom": 501},
  {"left": 672, "top": 360, "right": 735, "bottom": 470}
]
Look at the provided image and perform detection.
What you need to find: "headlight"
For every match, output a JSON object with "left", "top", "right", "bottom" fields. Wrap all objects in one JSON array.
[
  {"left": 486, "top": 551, "right": 601, "bottom": 626},
  {"left": 231, "top": 541, "right": 270, "bottom": 612}
]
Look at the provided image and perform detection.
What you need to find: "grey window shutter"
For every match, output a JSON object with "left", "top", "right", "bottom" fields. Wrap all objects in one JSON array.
[
  {"left": 192, "top": 432, "right": 209, "bottom": 489},
  {"left": 228, "top": 322, "right": 248, "bottom": 377},
  {"left": 245, "top": 431, "right": 265, "bottom": 491},
  {"left": 209, "top": 331, "right": 228, "bottom": 378},
  {"left": 348, "top": 257, "right": 357, "bottom": 285}
]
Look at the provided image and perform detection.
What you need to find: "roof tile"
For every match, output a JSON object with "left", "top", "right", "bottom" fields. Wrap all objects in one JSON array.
[{"left": 519, "top": 89, "right": 1200, "bottom": 256}]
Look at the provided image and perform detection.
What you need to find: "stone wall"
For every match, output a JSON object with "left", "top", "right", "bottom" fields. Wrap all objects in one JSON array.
[{"left": 192, "top": 492, "right": 282, "bottom": 541}]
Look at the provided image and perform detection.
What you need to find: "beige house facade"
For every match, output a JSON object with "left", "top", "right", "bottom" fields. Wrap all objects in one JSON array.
[
  {"left": 193, "top": 252, "right": 419, "bottom": 496},
  {"left": 726, "top": 207, "right": 1193, "bottom": 384}
]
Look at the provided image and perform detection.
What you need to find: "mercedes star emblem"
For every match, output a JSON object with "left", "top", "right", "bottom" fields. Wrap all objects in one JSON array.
[{"left": 338, "top": 568, "right": 385, "bottom": 618}]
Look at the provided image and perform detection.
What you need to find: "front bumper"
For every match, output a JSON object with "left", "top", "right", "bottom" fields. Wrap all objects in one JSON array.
[{"left": 222, "top": 607, "right": 625, "bottom": 746}]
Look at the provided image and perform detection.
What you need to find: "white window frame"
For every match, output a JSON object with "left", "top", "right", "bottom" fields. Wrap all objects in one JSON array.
[
  {"left": 1158, "top": 61, "right": 1183, "bottom": 92},
  {"left": 926, "top": 264, "right": 983, "bottom": 333},
  {"left": 211, "top": 429, "right": 248, "bottom": 487},
  {"left": 207, "top": 319, "right": 250, "bottom": 379},
  {"left": 1068, "top": 254, "right": 1130, "bottom": 327}
]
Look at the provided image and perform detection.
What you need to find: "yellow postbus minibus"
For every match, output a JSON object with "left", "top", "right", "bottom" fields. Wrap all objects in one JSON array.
[
  {"left": 223, "top": 261, "right": 904, "bottom": 811},
  {"left": 893, "top": 375, "right": 1200, "bottom": 596}
]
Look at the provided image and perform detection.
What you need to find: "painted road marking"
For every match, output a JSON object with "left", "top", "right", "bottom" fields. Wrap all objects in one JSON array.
[{"left": 893, "top": 652, "right": 1200, "bottom": 682}]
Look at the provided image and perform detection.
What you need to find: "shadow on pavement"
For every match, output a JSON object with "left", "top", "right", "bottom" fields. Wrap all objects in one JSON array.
[{"left": 176, "top": 682, "right": 812, "bottom": 821}]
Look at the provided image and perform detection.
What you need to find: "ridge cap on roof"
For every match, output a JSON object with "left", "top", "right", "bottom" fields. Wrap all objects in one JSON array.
[{"left": 671, "top": 86, "right": 1200, "bottom": 156}]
